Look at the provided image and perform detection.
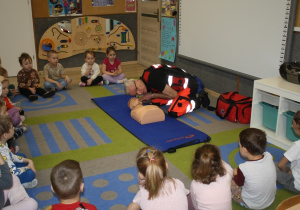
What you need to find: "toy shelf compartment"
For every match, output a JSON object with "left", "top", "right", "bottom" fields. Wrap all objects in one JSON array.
[{"left": 251, "top": 77, "right": 300, "bottom": 150}]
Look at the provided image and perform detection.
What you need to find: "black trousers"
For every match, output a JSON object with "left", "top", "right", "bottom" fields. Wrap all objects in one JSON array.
[
  {"left": 81, "top": 76, "right": 103, "bottom": 86},
  {"left": 19, "top": 87, "right": 47, "bottom": 98}
]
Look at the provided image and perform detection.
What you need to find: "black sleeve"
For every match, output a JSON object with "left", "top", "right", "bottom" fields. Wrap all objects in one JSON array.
[
  {"left": 0, "top": 163, "right": 13, "bottom": 190},
  {"left": 147, "top": 70, "right": 167, "bottom": 92}
]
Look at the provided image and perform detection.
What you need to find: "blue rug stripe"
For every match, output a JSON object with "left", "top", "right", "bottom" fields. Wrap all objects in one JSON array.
[
  {"left": 39, "top": 124, "right": 61, "bottom": 154},
  {"left": 85, "top": 117, "right": 112, "bottom": 143},
  {"left": 178, "top": 115, "right": 199, "bottom": 126},
  {"left": 70, "top": 119, "right": 97, "bottom": 147},
  {"left": 25, "top": 127, "right": 42, "bottom": 157},
  {"left": 188, "top": 112, "right": 212, "bottom": 124},
  {"left": 55, "top": 121, "right": 80, "bottom": 150},
  {"left": 199, "top": 108, "right": 224, "bottom": 121},
  {"left": 160, "top": 106, "right": 213, "bottom": 125}
]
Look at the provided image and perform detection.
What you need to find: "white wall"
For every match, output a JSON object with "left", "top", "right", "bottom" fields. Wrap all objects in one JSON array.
[
  {"left": 178, "top": 0, "right": 290, "bottom": 79},
  {"left": 0, "top": 0, "right": 37, "bottom": 76}
]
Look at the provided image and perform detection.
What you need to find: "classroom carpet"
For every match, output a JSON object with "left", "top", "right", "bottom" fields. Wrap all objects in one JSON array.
[{"left": 12, "top": 83, "right": 296, "bottom": 210}]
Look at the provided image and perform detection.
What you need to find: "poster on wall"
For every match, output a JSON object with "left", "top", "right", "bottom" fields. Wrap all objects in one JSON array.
[
  {"left": 125, "top": 0, "right": 136, "bottom": 12},
  {"left": 92, "top": 0, "right": 114, "bottom": 6},
  {"left": 162, "top": 0, "right": 176, "bottom": 17},
  {"left": 49, "top": 0, "right": 82, "bottom": 16},
  {"left": 159, "top": 17, "right": 176, "bottom": 62}
]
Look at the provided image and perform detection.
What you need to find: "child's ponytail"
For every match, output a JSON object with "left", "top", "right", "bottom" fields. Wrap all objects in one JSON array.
[{"left": 136, "top": 147, "right": 168, "bottom": 200}]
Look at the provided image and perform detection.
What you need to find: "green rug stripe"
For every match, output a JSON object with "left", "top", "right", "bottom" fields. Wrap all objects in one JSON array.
[
  {"left": 228, "top": 148, "right": 240, "bottom": 169},
  {"left": 84, "top": 85, "right": 114, "bottom": 97}
]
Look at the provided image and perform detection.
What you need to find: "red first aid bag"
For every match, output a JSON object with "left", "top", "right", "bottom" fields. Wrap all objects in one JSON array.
[{"left": 216, "top": 92, "right": 252, "bottom": 124}]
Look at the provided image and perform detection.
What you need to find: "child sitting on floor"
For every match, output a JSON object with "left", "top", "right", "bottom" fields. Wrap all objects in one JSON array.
[
  {"left": 0, "top": 99, "right": 27, "bottom": 154},
  {"left": 47, "top": 159, "right": 97, "bottom": 210},
  {"left": 79, "top": 50, "right": 103, "bottom": 87},
  {"left": 127, "top": 147, "right": 190, "bottom": 210},
  {"left": 18, "top": 53, "right": 55, "bottom": 102},
  {"left": 0, "top": 152, "right": 38, "bottom": 209},
  {"left": 275, "top": 110, "right": 300, "bottom": 194},
  {"left": 231, "top": 128, "right": 276, "bottom": 209},
  {"left": 44, "top": 50, "right": 72, "bottom": 91},
  {"left": 0, "top": 115, "right": 37, "bottom": 189},
  {"left": 190, "top": 144, "right": 233, "bottom": 210},
  {"left": 101, "top": 46, "right": 126, "bottom": 84}
]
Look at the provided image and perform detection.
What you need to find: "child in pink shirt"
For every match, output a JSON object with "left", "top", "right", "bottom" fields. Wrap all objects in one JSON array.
[
  {"left": 101, "top": 46, "right": 126, "bottom": 84},
  {"left": 127, "top": 147, "right": 190, "bottom": 210},
  {"left": 190, "top": 144, "right": 233, "bottom": 210}
]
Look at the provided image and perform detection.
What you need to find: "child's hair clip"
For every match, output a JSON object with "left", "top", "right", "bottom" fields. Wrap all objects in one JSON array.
[{"left": 146, "top": 149, "right": 149, "bottom": 154}]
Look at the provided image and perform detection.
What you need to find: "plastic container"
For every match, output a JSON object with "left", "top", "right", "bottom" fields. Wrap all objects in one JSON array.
[
  {"left": 283, "top": 111, "right": 300, "bottom": 141},
  {"left": 259, "top": 102, "right": 278, "bottom": 131}
]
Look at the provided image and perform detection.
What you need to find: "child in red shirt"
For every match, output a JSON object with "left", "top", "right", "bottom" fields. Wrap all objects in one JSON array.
[{"left": 47, "top": 160, "right": 97, "bottom": 210}]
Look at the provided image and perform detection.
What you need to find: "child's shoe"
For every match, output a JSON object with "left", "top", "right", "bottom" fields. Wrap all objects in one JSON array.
[
  {"left": 98, "top": 81, "right": 103, "bottom": 86},
  {"left": 50, "top": 87, "right": 56, "bottom": 92},
  {"left": 19, "top": 124, "right": 28, "bottom": 133},
  {"left": 117, "top": 78, "right": 126, "bottom": 84},
  {"left": 22, "top": 179, "right": 38, "bottom": 189},
  {"left": 43, "top": 91, "right": 55, "bottom": 98},
  {"left": 104, "top": 80, "right": 109, "bottom": 85},
  {"left": 29, "top": 95, "right": 38, "bottom": 102},
  {"left": 79, "top": 82, "right": 86, "bottom": 87}
]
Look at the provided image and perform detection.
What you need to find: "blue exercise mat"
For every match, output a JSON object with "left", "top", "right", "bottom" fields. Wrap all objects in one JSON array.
[{"left": 92, "top": 95, "right": 210, "bottom": 153}]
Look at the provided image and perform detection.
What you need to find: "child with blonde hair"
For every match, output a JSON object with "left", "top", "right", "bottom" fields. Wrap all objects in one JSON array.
[
  {"left": 190, "top": 144, "right": 233, "bottom": 210},
  {"left": 127, "top": 147, "right": 190, "bottom": 210},
  {"left": 275, "top": 110, "right": 300, "bottom": 193},
  {"left": 43, "top": 50, "right": 72, "bottom": 91},
  {"left": 79, "top": 50, "right": 103, "bottom": 87},
  {"left": 101, "top": 46, "right": 126, "bottom": 84}
]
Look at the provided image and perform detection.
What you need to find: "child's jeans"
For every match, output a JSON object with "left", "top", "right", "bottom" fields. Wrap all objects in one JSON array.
[
  {"left": 274, "top": 162, "right": 300, "bottom": 193},
  {"left": 44, "top": 77, "right": 72, "bottom": 91},
  {"left": 14, "top": 153, "right": 35, "bottom": 184}
]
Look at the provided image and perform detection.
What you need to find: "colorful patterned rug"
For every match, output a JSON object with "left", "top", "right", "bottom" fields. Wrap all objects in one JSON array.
[{"left": 13, "top": 83, "right": 295, "bottom": 210}]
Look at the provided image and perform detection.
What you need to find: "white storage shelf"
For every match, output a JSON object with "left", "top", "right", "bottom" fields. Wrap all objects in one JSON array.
[{"left": 251, "top": 76, "right": 300, "bottom": 150}]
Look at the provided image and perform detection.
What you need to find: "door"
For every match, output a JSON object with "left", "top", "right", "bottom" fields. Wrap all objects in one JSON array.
[
  {"left": 0, "top": 0, "right": 37, "bottom": 76},
  {"left": 138, "top": 0, "right": 161, "bottom": 67}
]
